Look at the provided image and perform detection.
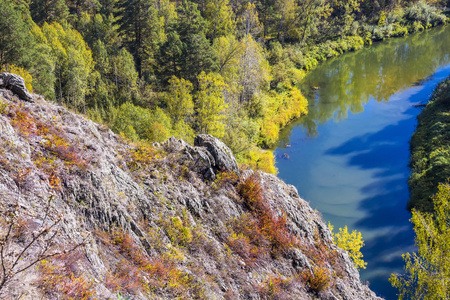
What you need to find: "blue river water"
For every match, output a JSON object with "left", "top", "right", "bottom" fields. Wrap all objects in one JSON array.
[{"left": 274, "top": 25, "right": 450, "bottom": 299}]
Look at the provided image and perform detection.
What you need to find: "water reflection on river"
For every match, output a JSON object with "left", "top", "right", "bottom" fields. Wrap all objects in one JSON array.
[{"left": 275, "top": 25, "right": 450, "bottom": 299}]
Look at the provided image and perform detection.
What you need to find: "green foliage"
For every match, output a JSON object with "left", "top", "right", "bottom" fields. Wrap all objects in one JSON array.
[
  {"left": 0, "top": 0, "right": 36, "bottom": 69},
  {"left": 111, "top": 102, "right": 172, "bottom": 142},
  {"left": 205, "top": 0, "right": 235, "bottom": 39},
  {"left": 116, "top": 0, "right": 163, "bottom": 78},
  {"left": 29, "top": 0, "right": 69, "bottom": 25},
  {"left": 195, "top": 71, "right": 228, "bottom": 138},
  {"left": 166, "top": 76, "right": 194, "bottom": 123},
  {"left": 329, "top": 224, "right": 367, "bottom": 270},
  {"left": 409, "top": 77, "right": 450, "bottom": 212},
  {"left": 41, "top": 22, "right": 96, "bottom": 110},
  {"left": 390, "top": 183, "right": 450, "bottom": 299},
  {"left": 3, "top": 0, "right": 446, "bottom": 182}
]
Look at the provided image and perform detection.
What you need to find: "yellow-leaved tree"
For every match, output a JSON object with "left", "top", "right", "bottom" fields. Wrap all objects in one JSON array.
[
  {"left": 390, "top": 183, "right": 450, "bottom": 299},
  {"left": 166, "top": 76, "right": 194, "bottom": 124},
  {"left": 195, "top": 71, "right": 228, "bottom": 138},
  {"left": 329, "top": 224, "right": 367, "bottom": 270}
]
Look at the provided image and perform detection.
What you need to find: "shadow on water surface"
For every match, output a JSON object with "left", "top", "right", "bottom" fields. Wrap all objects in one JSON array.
[
  {"left": 275, "top": 25, "right": 450, "bottom": 299},
  {"left": 324, "top": 112, "right": 420, "bottom": 298}
]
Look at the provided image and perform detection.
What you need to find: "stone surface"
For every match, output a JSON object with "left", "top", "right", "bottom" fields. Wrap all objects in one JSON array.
[
  {"left": 0, "top": 93, "right": 382, "bottom": 299},
  {"left": 0, "top": 72, "right": 33, "bottom": 102},
  {"left": 194, "top": 134, "right": 240, "bottom": 176}
]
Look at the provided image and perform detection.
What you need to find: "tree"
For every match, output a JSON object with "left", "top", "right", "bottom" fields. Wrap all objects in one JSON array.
[
  {"left": 166, "top": 76, "right": 194, "bottom": 124},
  {"left": 116, "top": 0, "right": 163, "bottom": 78},
  {"left": 204, "top": 0, "right": 235, "bottom": 40},
  {"left": 237, "top": 35, "right": 270, "bottom": 104},
  {"left": 236, "top": 2, "right": 263, "bottom": 38},
  {"left": 29, "top": 0, "right": 69, "bottom": 25},
  {"left": 285, "top": 0, "right": 331, "bottom": 44},
  {"left": 329, "top": 224, "right": 367, "bottom": 271},
  {"left": 195, "top": 72, "right": 228, "bottom": 138},
  {"left": 42, "top": 22, "right": 96, "bottom": 111},
  {"left": 157, "top": 1, "right": 217, "bottom": 85},
  {"left": 390, "top": 183, "right": 450, "bottom": 299},
  {"left": 0, "top": 0, "right": 34, "bottom": 69}
]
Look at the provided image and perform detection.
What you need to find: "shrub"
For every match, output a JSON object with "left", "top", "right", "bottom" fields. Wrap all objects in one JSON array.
[
  {"left": 39, "top": 252, "right": 96, "bottom": 300},
  {"left": 229, "top": 174, "right": 297, "bottom": 260},
  {"left": 301, "top": 265, "right": 331, "bottom": 293},
  {"left": 329, "top": 224, "right": 367, "bottom": 270},
  {"left": 258, "top": 275, "right": 292, "bottom": 299},
  {"left": 124, "top": 142, "right": 158, "bottom": 172},
  {"left": 237, "top": 149, "right": 277, "bottom": 174}
]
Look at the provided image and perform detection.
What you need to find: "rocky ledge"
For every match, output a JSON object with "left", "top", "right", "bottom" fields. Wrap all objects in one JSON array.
[{"left": 0, "top": 76, "right": 381, "bottom": 299}]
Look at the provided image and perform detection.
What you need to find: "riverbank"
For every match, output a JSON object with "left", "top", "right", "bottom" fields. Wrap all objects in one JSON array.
[
  {"left": 409, "top": 76, "right": 450, "bottom": 212},
  {"left": 273, "top": 25, "right": 450, "bottom": 299},
  {"left": 256, "top": 5, "right": 448, "bottom": 174}
]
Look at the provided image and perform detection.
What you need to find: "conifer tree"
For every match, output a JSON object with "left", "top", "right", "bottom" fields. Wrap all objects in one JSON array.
[
  {"left": 0, "top": 0, "right": 33, "bottom": 68},
  {"left": 116, "top": 0, "right": 162, "bottom": 79}
]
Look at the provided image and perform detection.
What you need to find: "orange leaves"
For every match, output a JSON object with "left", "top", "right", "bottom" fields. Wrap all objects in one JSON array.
[
  {"left": 125, "top": 143, "right": 158, "bottom": 172},
  {"left": 228, "top": 173, "right": 297, "bottom": 264},
  {"left": 3, "top": 102, "right": 88, "bottom": 191},
  {"left": 301, "top": 265, "right": 331, "bottom": 293},
  {"left": 97, "top": 230, "right": 190, "bottom": 297},
  {"left": 39, "top": 252, "right": 96, "bottom": 300}
]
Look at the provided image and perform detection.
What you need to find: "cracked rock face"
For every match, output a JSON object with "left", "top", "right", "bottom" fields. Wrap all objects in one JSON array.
[
  {"left": 194, "top": 134, "right": 240, "bottom": 176},
  {"left": 0, "top": 73, "right": 33, "bottom": 102},
  {"left": 0, "top": 90, "right": 382, "bottom": 299}
]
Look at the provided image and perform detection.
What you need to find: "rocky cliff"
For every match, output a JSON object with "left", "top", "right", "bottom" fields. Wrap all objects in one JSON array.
[{"left": 0, "top": 75, "right": 381, "bottom": 299}]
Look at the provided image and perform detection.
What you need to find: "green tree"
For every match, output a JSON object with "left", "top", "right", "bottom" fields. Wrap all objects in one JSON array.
[
  {"left": 166, "top": 76, "right": 194, "bottom": 123},
  {"left": 176, "top": 1, "right": 217, "bottom": 83},
  {"left": 0, "top": 0, "right": 34, "bottom": 68},
  {"left": 204, "top": 0, "right": 235, "bottom": 40},
  {"left": 29, "top": 0, "right": 69, "bottom": 25},
  {"left": 390, "top": 182, "right": 450, "bottom": 299},
  {"left": 195, "top": 72, "right": 228, "bottom": 138},
  {"left": 42, "top": 22, "right": 96, "bottom": 111},
  {"left": 157, "top": 1, "right": 217, "bottom": 85},
  {"left": 116, "top": 0, "right": 163, "bottom": 78}
]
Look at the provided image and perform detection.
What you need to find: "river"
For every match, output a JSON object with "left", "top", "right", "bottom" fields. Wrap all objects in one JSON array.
[{"left": 274, "top": 25, "right": 450, "bottom": 299}]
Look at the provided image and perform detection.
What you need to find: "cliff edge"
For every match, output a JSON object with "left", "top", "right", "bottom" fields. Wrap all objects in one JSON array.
[{"left": 0, "top": 75, "right": 381, "bottom": 299}]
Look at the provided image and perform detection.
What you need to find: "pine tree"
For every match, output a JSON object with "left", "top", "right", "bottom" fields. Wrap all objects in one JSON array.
[
  {"left": 157, "top": 1, "right": 217, "bottom": 85},
  {"left": 29, "top": 0, "right": 69, "bottom": 25},
  {"left": 116, "top": 0, "right": 162, "bottom": 78},
  {"left": 0, "top": 0, "right": 34, "bottom": 68}
]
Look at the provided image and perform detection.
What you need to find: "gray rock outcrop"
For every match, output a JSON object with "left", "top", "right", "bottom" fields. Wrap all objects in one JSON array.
[
  {"left": 0, "top": 90, "right": 382, "bottom": 299},
  {"left": 0, "top": 72, "right": 33, "bottom": 102},
  {"left": 195, "top": 134, "right": 240, "bottom": 176}
]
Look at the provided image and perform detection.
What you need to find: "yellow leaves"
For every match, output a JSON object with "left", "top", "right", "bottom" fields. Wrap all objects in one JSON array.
[
  {"left": 167, "top": 76, "right": 194, "bottom": 123},
  {"left": 237, "top": 149, "right": 277, "bottom": 174},
  {"left": 329, "top": 224, "right": 367, "bottom": 270},
  {"left": 205, "top": 0, "right": 235, "bottom": 38},
  {"left": 258, "top": 86, "right": 308, "bottom": 147},
  {"left": 391, "top": 183, "right": 450, "bottom": 299},
  {"left": 1, "top": 64, "right": 33, "bottom": 92},
  {"left": 195, "top": 71, "right": 229, "bottom": 138}
]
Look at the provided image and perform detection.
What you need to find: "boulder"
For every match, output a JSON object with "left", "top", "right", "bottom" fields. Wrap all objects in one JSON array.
[
  {"left": 0, "top": 72, "right": 33, "bottom": 102},
  {"left": 194, "top": 134, "right": 240, "bottom": 176}
]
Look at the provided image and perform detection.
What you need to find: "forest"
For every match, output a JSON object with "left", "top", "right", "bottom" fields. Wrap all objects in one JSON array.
[{"left": 0, "top": 0, "right": 448, "bottom": 174}]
